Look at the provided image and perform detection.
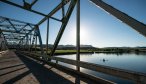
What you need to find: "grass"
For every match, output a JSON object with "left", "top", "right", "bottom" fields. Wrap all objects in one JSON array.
[
  {"left": 55, "top": 50, "right": 93, "bottom": 53},
  {"left": 32, "top": 49, "right": 94, "bottom": 55}
]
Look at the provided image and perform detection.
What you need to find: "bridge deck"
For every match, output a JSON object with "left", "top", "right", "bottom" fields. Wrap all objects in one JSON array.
[{"left": 0, "top": 50, "right": 97, "bottom": 84}]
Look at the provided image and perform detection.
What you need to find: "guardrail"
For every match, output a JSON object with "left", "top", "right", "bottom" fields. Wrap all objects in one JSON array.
[{"left": 18, "top": 51, "right": 146, "bottom": 84}]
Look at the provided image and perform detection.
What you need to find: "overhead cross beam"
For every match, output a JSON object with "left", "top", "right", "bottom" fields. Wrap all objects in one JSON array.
[
  {"left": 0, "top": 24, "right": 28, "bottom": 27},
  {"left": 0, "top": 0, "right": 71, "bottom": 51},
  {"left": 0, "top": 16, "right": 35, "bottom": 25},
  {"left": 37, "top": 0, "right": 71, "bottom": 25},
  {"left": 0, "top": 0, "right": 69, "bottom": 21},
  {"left": 19, "top": 0, "right": 71, "bottom": 43},
  {"left": 0, "top": 29, "right": 30, "bottom": 34},
  {"left": 1, "top": 0, "right": 46, "bottom": 16}
]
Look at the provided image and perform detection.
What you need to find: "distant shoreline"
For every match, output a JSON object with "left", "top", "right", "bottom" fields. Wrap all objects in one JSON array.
[
  {"left": 14, "top": 45, "right": 146, "bottom": 55},
  {"left": 44, "top": 49, "right": 146, "bottom": 56}
]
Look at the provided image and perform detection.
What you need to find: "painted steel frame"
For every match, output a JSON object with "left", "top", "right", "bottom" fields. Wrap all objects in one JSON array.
[{"left": 1, "top": 0, "right": 146, "bottom": 83}]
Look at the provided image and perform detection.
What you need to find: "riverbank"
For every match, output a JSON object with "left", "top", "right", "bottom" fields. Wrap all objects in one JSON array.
[
  {"left": 31, "top": 50, "right": 94, "bottom": 55},
  {"left": 27, "top": 47, "right": 146, "bottom": 55},
  {"left": 54, "top": 50, "right": 94, "bottom": 55}
]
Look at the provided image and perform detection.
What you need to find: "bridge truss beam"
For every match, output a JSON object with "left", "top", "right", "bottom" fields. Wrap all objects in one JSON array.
[
  {"left": 90, "top": 0, "right": 146, "bottom": 37},
  {"left": 1, "top": 0, "right": 146, "bottom": 83}
]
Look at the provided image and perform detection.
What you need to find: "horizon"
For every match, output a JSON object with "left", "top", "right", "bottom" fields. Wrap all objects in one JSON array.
[{"left": 40, "top": 44, "right": 146, "bottom": 48}]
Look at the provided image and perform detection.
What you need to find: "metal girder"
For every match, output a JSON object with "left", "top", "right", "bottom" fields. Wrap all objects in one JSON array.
[
  {"left": 76, "top": 0, "right": 80, "bottom": 71},
  {"left": 28, "top": 0, "right": 38, "bottom": 7},
  {"left": 0, "top": 0, "right": 70, "bottom": 22},
  {"left": 0, "top": 29, "right": 30, "bottom": 34},
  {"left": 62, "top": 0, "right": 65, "bottom": 18},
  {"left": 0, "top": 24, "right": 27, "bottom": 27},
  {"left": 18, "top": 24, "right": 29, "bottom": 32},
  {"left": 35, "top": 34, "right": 37, "bottom": 52},
  {"left": 5, "top": 38, "right": 21, "bottom": 40},
  {"left": 50, "top": 17, "right": 62, "bottom": 22},
  {"left": 7, "top": 19, "right": 18, "bottom": 32},
  {"left": 23, "top": 0, "right": 36, "bottom": 10},
  {"left": 50, "top": 0, "right": 77, "bottom": 56},
  {"left": 0, "top": 17, "right": 34, "bottom": 32},
  {"left": 37, "top": 0, "right": 71, "bottom": 25},
  {"left": 90, "top": 0, "right": 146, "bottom": 37},
  {"left": 0, "top": 32, "right": 8, "bottom": 50},
  {"left": 0, "top": 25, "right": 33, "bottom": 32},
  {"left": 0, "top": 16, "right": 35, "bottom": 45},
  {"left": 27, "top": 24, "right": 34, "bottom": 29},
  {"left": 0, "top": 18, "right": 6, "bottom": 23},
  {"left": 25, "top": 33, "right": 29, "bottom": 50},
  {"left": 0, "top": 0, "right": 46, "bottom": 16},
  {"left": 30, "top": 32, "right": 37, "bottom": 51},
  {"left": 46, "top": 19, "right": 49, "bottom": 54},
  {"left": 0, "top": 16, "right": 35, "bottom": 25},
  {"left": 35, "top": 26, "right": 46, "bottom": 59},
  {"left": 19, "top": 0, "right": 71, "bottom": 43},
  {"left": 4, "top": 34, "right": 25, "bottom": 37},
  {"left": 0, "top": 16, "right": 35, "bottom": 47}
]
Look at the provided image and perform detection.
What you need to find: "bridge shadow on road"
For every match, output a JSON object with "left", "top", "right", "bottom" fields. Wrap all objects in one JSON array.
[{"left": 0, "top": 51, "right": 96, "bottom": 84}]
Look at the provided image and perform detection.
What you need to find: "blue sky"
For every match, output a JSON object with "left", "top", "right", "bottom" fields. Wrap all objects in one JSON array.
[{"left": 0, "top": 0, "right": 146, "bottom": 47}]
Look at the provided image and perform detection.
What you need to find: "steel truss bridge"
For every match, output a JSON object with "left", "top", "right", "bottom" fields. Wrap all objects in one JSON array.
[{"left": 0, "top": 0, "right": 146, "bottom": 83}]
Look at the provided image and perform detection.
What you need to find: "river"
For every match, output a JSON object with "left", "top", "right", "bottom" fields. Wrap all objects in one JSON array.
[{"left": 55, "top": 53, "right": 146, "bottom": 84}]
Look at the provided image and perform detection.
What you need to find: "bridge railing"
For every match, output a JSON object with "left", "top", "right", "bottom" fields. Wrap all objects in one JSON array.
[{"left": 18, "top": 51, "right": 146, "bottom": 84}]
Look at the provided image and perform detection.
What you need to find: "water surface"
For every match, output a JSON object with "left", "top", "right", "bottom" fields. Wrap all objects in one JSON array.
[{"left": 56, "top": 53, "right": 146, "bottom": 84}]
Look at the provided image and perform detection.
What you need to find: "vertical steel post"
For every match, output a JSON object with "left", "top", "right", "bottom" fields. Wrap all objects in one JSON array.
[
  {"left": 50, "top": 0, "right": 77, "bottom": 56},
  {"left": 76, "top": 0, "right": 80, "bottom": 71},
  {"left": 35, "top": 33, "right": 37, "bottom": 53},
  {"left": 36, "top": 26, "right": 45, "bottom": 60},
  {"left": 1, "top": 33, "right": 8, "bottom": 50},
  {"left": 21, "top": 40, "right": 23, "bottom": 50},
  {"left": 29, "top": 34, "right": 32, "bottom": 51},
  {"left": 26, "top": 35, "right": 29, "bottom": 51},
  {"left": 46, "top": 19, "right": 49, "bottom": 54}
]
